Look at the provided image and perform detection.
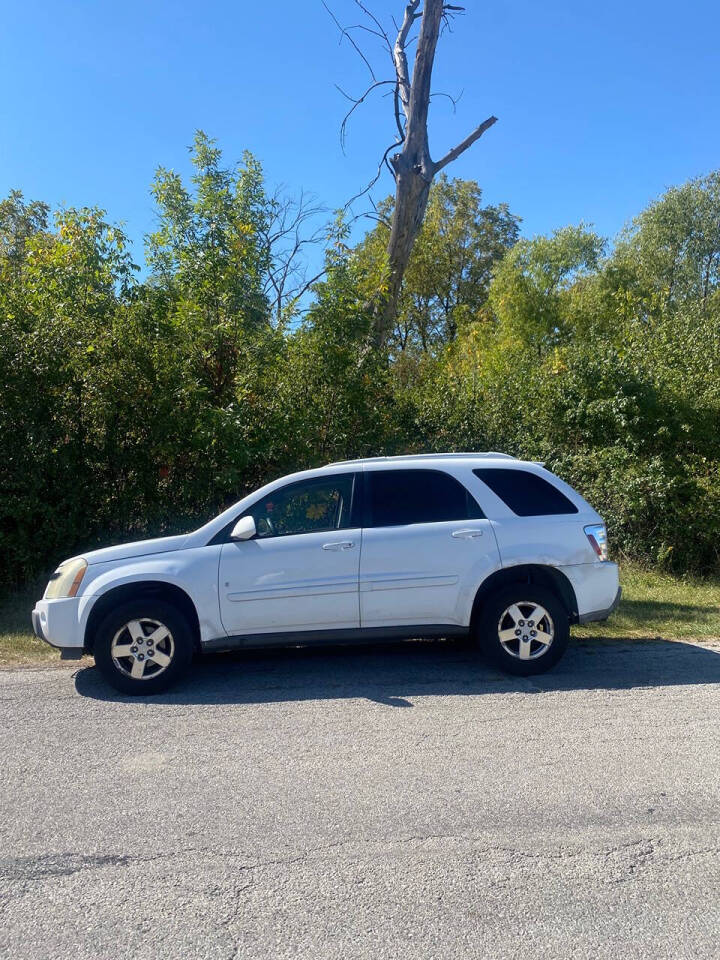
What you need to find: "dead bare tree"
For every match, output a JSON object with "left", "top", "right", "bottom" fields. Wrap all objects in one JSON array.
[{"left": 327, "top": 1, "right": 497, "bottom": 344}]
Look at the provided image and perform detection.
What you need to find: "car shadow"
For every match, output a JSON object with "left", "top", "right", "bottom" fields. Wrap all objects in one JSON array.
[
  {"left": 73, "top": 634, "right": 720, "bottom": 706},
  {"left": 614, "top": 597, "right": 719, "bottom": 620}
]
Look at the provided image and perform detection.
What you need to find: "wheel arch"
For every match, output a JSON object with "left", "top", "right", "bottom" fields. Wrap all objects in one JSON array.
[
  {"left": 470, "top": 564, "right": 578, "bottom": 629},
  {"left": 83, "top": 581, "right": 202, "bottom": 653}
]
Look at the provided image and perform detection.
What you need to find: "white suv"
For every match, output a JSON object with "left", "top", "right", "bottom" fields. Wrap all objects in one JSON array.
[{"left": 32, "top": 453, "right": 620, "bottom": 694}]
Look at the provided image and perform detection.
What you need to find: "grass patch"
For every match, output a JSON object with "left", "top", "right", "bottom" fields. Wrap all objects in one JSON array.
[
  {"left": 0, "top": 583, "right": 59, "bottom": 666},
  {"left": 574, "top": 563, "right": 720, "bottom": 641},
  {"left": 1, "top": 563, "right": 718, "bottom": 667}
]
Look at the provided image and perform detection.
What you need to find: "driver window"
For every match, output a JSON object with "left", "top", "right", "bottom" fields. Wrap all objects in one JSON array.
[{"left": 249, "top": 474, "right": 354, "bottom": 539}]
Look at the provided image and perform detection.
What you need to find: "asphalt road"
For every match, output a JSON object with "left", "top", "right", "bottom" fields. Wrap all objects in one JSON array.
[{"left": 1, "top": 635, "right": 720, "bottom": 960}]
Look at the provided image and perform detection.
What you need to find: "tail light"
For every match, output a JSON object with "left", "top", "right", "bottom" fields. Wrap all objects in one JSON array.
[{"left": 584, "top": 524, "right": 608, "bottom": 561}]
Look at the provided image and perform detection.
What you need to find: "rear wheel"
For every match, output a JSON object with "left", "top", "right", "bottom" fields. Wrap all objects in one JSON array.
[
  {"left": 93, "top": 599, "right": 194, "bottom": 695},
  {"left": 474, "top": 585, "right": 568, "bottom": 675}
]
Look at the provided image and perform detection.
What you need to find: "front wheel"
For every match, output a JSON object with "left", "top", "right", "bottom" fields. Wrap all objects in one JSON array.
[
  {"left": 474, "top": 585, "right": 569, "bottom": 675},
  {"left": 93, "top": 599, "right": 194, "bottom": 695}
]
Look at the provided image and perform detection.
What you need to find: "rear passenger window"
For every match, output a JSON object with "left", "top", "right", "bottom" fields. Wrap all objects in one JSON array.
[
  {"left": 473, "top": 468, "right": 578, "bottom": 516},
  {"left": 366, "top": 469, "right": 483, "bottom": 527}
]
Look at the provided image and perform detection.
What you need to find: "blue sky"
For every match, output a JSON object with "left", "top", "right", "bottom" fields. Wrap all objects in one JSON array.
[{"left": 1, "top": 0, "right": 718, "bottom": 270}]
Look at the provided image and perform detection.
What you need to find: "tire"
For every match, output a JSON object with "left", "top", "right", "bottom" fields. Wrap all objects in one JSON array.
[
  {"left": 93, "top": 599, "right": 194, "bottom": 695},
  {"left": 474, "top": 585, "right": 569, "bottom": 676}
]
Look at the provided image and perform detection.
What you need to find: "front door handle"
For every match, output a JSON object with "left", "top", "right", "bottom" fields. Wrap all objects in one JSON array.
[
  {"left": 322, "top": 541, "right": 355, "bottom": 551},
  {"left": 451, "top": 529, "right": 484, "bottom": 539}
]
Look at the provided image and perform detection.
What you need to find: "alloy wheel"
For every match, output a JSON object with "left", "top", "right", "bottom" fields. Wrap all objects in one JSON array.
[
  {"left": 110, "top": 618, "right": 175, "bottom": 680},
  {"left": 497, "top": 601, "right": 554, "bottom": 661}
]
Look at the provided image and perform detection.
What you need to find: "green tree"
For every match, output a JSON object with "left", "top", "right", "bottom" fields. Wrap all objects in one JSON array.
[
  {"left": 0, "top": 201, "right": 137, "bottom": 583},
  {"left": 611, "top": 171, "right": 720, "bottom": 316},
  {"left": 2, "top": 154, "right": 720, "bottom": 586},
  {"left": 488, "top": 225, "right": 605, "bottom": 355},
  {"left": 147, "top": 131, "right": 272, "bottom": 404},
  {"left": 356, "top": 176, "right": 519, "bottom": 356},
  {"left": 0, "top": 190, "right": 50, "bottom": 286},
  {"left": 270, "top": 221, "right": 400, "bottom": 470}
]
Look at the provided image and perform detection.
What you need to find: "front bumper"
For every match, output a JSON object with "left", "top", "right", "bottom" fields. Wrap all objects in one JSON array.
[
  {"left": 31, "top": 596, "right": 89, "bottom": 652},
  {"left": 31, "top": 609, "right": 48, "bottom": 642},
  {"left": 578, "top": 585, "right": 622, "bottom": 624}
]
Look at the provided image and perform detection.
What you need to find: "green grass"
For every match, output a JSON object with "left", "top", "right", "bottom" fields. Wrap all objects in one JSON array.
[
  {"left": 575, "top": 563, "right": 720, "bottom": 642},
  {"left": 0, "top": 584, "right": 60, "bottom": 666},
  {"left": 1, "top": 563, "right": 718, "bottom": 667}
]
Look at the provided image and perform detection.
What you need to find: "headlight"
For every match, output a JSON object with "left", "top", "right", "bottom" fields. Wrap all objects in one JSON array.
[{"left": 44, "top": 558, "right": 87, "bottom": 598}]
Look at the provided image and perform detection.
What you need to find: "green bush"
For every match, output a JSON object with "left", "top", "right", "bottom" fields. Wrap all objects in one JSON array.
[{"left": 1, "top": 156, "right": 719, "bottom": 587}]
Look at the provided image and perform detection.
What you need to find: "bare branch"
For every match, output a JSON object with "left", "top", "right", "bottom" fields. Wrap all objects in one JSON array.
[
  {"left": 333, "top": 83, "right": 357, "bottom": 103},
  {"left": 322, "top": 0, "right": 377, "bottom": 80},
  {"left": 369, "top": 195, "right": 392, "bottom": 228},
  {"left": 258, "top": 188, "right": 328, "bottom": 323},
  {"left": 286, "top": 266, "right": 329, "bottom": 307},
  {"left": 353, "top": 0, "right": 393, "bottom": 49},
  {"left": 384, "top": 149, "right": 396, "bottom": 179},
  {"left": 393, "top": 82, "right": 405, "bottom": 141},
  {"left": 346, "top": 21, "right": 393, "bottom": 52},
  {"left": 440, "top": 4, "right": 465, "bottom": 35},
  {"left": 344, "top": 142, "right": 399, "bottom": 210},
  {"left": 393, "top": 1, "right": 421, "bottom": 119},
  {"left": 429, "top": 89, "right": 463, "bottom": 113},
  {"left": 343, "top": 207, "right": 389, "bottom": 229},
  {"left": 433, "top": 115, "right": 498, "bottom": 173},
  {"left": 339, "top": 79, "right": 397, "bottom": 152}
]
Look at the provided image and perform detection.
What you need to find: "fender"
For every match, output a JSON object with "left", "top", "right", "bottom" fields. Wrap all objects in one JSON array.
[
  {"left": 469, "top": 563, "right": 580, "bottom": 628},
  {"left": 78, "top": 546, "right": 224, "bottom": 647}
]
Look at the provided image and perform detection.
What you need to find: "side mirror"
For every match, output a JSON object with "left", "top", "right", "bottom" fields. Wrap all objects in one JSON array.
[{"left": 230, "top": 515, "right": 256, "bottom": 541}]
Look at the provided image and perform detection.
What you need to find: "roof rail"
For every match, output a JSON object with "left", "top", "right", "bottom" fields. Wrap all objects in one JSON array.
[{"left": 329, "top": 452, "right": 517, "bottom": 466}]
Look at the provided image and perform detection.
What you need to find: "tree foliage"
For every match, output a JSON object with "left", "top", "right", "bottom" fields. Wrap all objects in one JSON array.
[
  {"left": 357, "top": 176, "right": 519, "bottom": 355},
  {"left": 1, "top": 139, "right": 719, "bottom": 588}
]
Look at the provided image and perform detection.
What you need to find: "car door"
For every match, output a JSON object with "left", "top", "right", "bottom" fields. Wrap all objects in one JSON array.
[
  {"left": 218, "top": 472, "right": 361, "bottom": 636},
  {"left": 359, "top": 468, "right": 500, "bottom": 628}
]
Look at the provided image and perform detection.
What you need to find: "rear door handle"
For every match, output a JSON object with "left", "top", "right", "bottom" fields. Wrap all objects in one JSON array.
[
  {"left": 451, "top": 529, "right": 483, "bottom": 539},
  {"left": 322, "top": 541, "right": 355, "bottom": 551}
]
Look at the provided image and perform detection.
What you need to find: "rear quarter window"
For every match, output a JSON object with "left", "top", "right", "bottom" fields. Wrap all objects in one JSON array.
[{"left": 473, "top": 468, "right": 578, "bottom": 517}]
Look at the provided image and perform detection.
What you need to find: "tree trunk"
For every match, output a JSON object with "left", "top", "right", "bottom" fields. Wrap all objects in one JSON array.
[
  {"left": 381, "top": 162, "right": 433, "bottom": 339},
  {"left": 330, "top": 0, "right": 497, "bottom": 344},
  {"left": 375, "top": 0, "right": 496, "bottom": 344}
]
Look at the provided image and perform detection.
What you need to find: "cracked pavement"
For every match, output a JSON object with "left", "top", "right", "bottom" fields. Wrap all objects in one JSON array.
[{"left": 1, "top": 635, "right": 720, "bottom": 959}]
